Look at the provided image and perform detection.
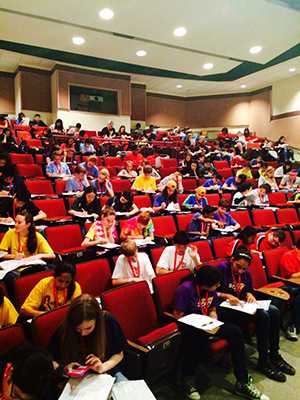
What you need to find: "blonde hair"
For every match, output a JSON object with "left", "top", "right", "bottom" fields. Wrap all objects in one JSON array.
[
  {"left": 99, "top": 168, "right": 110, "bottom": 178},
  {"left": 101, "top": 206, "right": 115, "bottom": 218},
  {"left": 137, "top": 211, "right": 151, "bottom": 226},
  {"left": 121, "top": 240, "right": 137, "bottom": 257}
]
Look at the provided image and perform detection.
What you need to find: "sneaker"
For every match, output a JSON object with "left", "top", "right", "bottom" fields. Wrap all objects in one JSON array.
[
  {"left": 257, "top": 360, "right": 286, "bottom": 382},
  {"left": 285, "top": 325, "right": 298, "bottom": 341},
  {"left": 270, "top": 354, "right": 296, "bottom": 376},
  {"left": 184, "top": 382, "right": 201, "bottom": 400},
  {"left": 235, "top": 380, "right": 269, "bottom": 400}
]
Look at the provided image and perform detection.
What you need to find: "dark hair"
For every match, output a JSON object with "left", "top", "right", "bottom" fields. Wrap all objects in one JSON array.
[
  {"left": 202, "top": 205, "right": 217, "bottom": 216},
  {"left": 218, "top": 198, "right": 230, "bottom": 208},
  {"left": 174, "top": 231, "right": 190, "bottom": 245},
  {"left": 75, "top": 123, "right": 82, "bottom": 129},
  {"left": 118, "top": 191, "right": 133, "bottom": 206},
  {"left": 259, "top": 183, "right": 271, "bottom": 193},
  {"left": 74, "top": 165, "right": 86, "bottom": 174},
  {"left": 195, "top": 265, "right": 221, "bottom": 287},
  {"left": 18, "top": 112, "right": 25, "bottom": 119},
  {"left": 143, "top": 166, "right": 152, "bottom": 174},
  {"left": 9, "top": 344, "right": 53, "bottom": 398},
  {"left": 236, "top": 174, "right": 247, "bottom": 183},
  {"left": 61, "top": 294, "right": 107, "bottom": 364},
  {"left": 296, "top": 238, "right": 300, "bottom": 249},
  {"left": 16, "top": 210, "right": 37, "bottom": 254},
  {"left": 0, "top": 286, "right": 4, "bottom": 306},
  {"left": 238, "top": 182, "right": 252, "bottom": 193},
  {"left": 162, "top": 185, "right": 178, "bottom": 203},
  {"left": 232, "top": 246, "right": 252, "bottom": 263},
  {"left": 54, "top": 119, "right": 64, "bottom": 130},
  {"left": 34, "top": 114, "right": 41, "bottom": 118},
  {"left": 272, "top": 230, "right": 286, "bottom": 243},
  {"left": 238, "top": 226, "right": 257, "bottom": 244},
  {"left": 15, "top": 188, "right": 31, "bottom": 204},
  {"left": 54, "top": 262, "right": 77, "bottom": 301}
]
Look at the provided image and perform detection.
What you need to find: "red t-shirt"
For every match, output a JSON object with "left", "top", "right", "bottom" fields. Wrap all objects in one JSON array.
[
  {"left": 256, "top": 232, "right": 276, "bottom": 252},
  {"left": 280, "top": 248, "right": 300, "bottom": 279}
]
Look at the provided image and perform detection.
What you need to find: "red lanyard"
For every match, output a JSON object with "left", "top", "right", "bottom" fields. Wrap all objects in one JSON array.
[
  {"left": 231, "top": 270, "right": 242, "bottom": 296},
  {"left": 2, "top": 363, "right": 13, "bottom": 400},
  {"left": 173, "top": 250, "right": 185, "bottom": 271},
  {"left": 53, "top": 282, "right": 67, "bottom": 307},
  {"left": 196, "top": 286, "right": 209, "bottom": 316},
  {"left": 56, "top": 163, "right": 62, "bottom": 174},
  {"left": 128, "top": 257, "right": 140, "bottom": 278},
  {"left": 17, "top": 233, "right": 23, "bottom": 253}
]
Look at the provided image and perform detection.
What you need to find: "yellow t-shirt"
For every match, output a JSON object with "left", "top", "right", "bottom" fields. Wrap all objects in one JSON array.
[
  {"left": 0, "top": 229, "right": 54, "bottom": 257},
  {"left": 21, "top": 276, "right": 82, "bottom": 313},
  {"left": 236, "top": 168, "right": 253, "bottom": 179},
  {"left": 0, "top": 297, "right": 19, "bottom": 328},
  {"left": 132, "top": 175, "right": 157, "bottom": 192}
]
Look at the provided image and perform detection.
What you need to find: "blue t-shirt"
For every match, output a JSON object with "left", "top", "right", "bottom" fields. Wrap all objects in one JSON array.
[
  {"left": 153, "top": 193, "right": 178, "bottom": 207},
  {"left": 183, "top": 194, "right": 207, "bottom": 209},
  {"left": 213, "top": 211, "right": 237, "bottom": 227},
  {"left": 223, "top": 176, "right": 236, "bottom": 187},
  {"left": 203, "top": 179, "right": 222, "bottom": 189}
]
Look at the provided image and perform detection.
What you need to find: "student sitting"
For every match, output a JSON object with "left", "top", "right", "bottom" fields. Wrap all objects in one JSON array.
[
  {"left": 256, "top": 229, "right": 286, "bottom": 252},
  {"left": 49, "top": 294, "right": 126, "bottom": 381},
  {"left": 251, "top": 184, "right": 271, "bottom": 207},
  {"left": 227, "top": 226, "right": 257, "bottom": 256},
  {"left": 188, "top": 205, "right": 222, "bottom": 238},
  {"left": 217, "top": 247, "right": 295, "bottom": 381},
  {"left": 131, "top": 166, "right": 157, "bottom": 193},
  {"left": 236, "top": 165, "right": 253, "bottom": 179},
  {"left": 203, "top": 175, "right": 222, "bottom": 191},
  {"left": 156, "top": 231, "right": 201, "bottom": 275},
  {"left": 68, "top": 186, "right": 100, "bottom": 220},
  {"left": 232, "top": 183, "right": 255, "bottom": 207},
  {"left": 82, "top": 207, "right": 118, "bottom": 247},
  {"left": 182, "top": 161, "right": 201, "bottom": 179},
  {"left": 79, "top": 155, "right": 99, "bottom": 180},
  {"left": 117, "top": 160, "right": 138, "bottom": 180},
  {"left": 79, "top": 138, "right": 96, "bottom": 154},
  {"left": 0, "top": 210, "right": 55, "bottom": 261},
  {"left": 65, "top": 166, "right": 89, "bottom": 193},
  {"left": 0, "top": 189, "right": 46, "bottom": 223},
  {"left": 107, "top": 191, "right": 139, "bottom": 217},
  {"left": 279, "top": 170, "right": 300, "bottom": 190},
  {"left": 120, "top": 211, "right": 154, "bottom": 241},
  {"left": 29, "top": 113, "right": 47, "bottom": 127},
  {"left": 213, "top": 199, "right": 240, "bottom": 231},
  {"left": 258, "top": 167, "right": 278, "bottom": 191},
  {"left": 138, "top": 161, "right": 161, "bottom": 180},
  {"left": 157, "top": 171, "right": 184, "bottom": 193},
  {"left": 112, "top": 240, "right": 155, "bottom": 292},
  {"left": 0, "top": 344, "right": 54, "bottom": 400},
  {"left": 0, "top": 286, "right": 18, "bottom": 328},
  {"left": 222, "top": 173, "right": 247, "bottom": 191},
  {"left": 92, "top": 168, "right": 114, "bottom": 198},
  {"left": 153, "top": 180, "right": 180, "bottom": 213},
  {"left": 21, "top": 262, "right": 81, "bottom": 318},
  {"left": 182, "top": 186, "right": 208, "bottom": 210},
  {"left": 46, "top": 151, "right": 71, "bottom": 177},
  {"left": 173, "top": 266, "right": 269, "bottom": 400}
]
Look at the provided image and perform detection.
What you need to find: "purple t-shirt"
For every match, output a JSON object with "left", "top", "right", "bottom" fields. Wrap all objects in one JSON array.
[
  {"left": 174, "top": 280, "right": 220, "bottom": 315},
  {"left": 217, "top": 260, "right": 253, "bottom": 299}
]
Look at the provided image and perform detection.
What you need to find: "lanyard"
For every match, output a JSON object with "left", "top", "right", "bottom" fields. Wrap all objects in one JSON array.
[
  {"left": 56, "top": 163, "right": 62, "bottom": 174},
  {"left": 2, "top": 363, "right": 13, "bottom": 400},
  {"left": 231, "top": 270, "right": 242, "bottom": 296},
  {"left": 196, "top": 286, "right": 209, "bottom": 316},
  {"left": 173, "top": 250, "right": 185, "bottom": 271},
  {"left": 17, "top": 233, "right": 24, "bottom": 253},
  {"left": 53, "top": 282, "right": 67, "bottom": 307},
  {"left": 128, "top": 257, "right": 140, "bottom": 278}
]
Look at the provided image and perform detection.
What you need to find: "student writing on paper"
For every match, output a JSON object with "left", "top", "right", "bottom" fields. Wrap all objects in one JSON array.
[
  {"left": 173, "top": 266, "right": 268, "bottom": 400},
  {"left": 120, "top": 211, "right": 154, "bottom": 241},
  {"left": 0, "top": 286, "right": 18, "bottom": 328},
  {"left": 68, "top": 186, "right": 100, "bottom": 220},
  {"left": 156, "top": 231, "right": 201, "bottom": 275},
  {"left": 21, "top": 262, "right": 81, "bottom": 318},
  {"left": 112, "top": 240, "right": 155, "bottom": 293},
  {"left": 217, "top": 247, "right": 295, "bottom": 381},
  {"left": 213, "top": 199, "right": 240, "bottom": 232},
  {"left": 49, "top": 294, "right": 126, "bottom": 383},
  {"left": 81, "top": 207, "right": 118, "bottom": 247},
  {"left": 107, "top": 191, "right": 139, "bottom": 217},
  {"left": 152, "top": 180, "right": 180, "bottom": 214},
  {"left": 0, "top": 211, "right": 55, "bottom": 261}
]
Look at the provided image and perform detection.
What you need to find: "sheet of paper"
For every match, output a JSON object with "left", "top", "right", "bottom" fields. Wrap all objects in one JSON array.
[
  {"left": 220, "top": 301, "right": 257, "bottom": 315},
  {"left": 59, "top": 374, "right": 115, "bottom": 400},
  {"left": 179, "top": 313, "right": 223, "bottom": 332},
  {"left": 0, "top": 221, "right": 15, "bottom": 226},
  {"left": 97, "top": 243, "right": 120, "bottom": 249},
  {"left": 0, "top": 258, "right": 46, "bottom": 279},
  {"left": 111, "top": 380, "right": 156, "bottom": 400},
  {"left": 133, "top": 239, "right": 155, "bottom": 246},
  {"left": 0, "top": 251, "right": 8, "bottom": 258},
  {"left": 256, "top": 300, "right": 271, "bottom": 311}
]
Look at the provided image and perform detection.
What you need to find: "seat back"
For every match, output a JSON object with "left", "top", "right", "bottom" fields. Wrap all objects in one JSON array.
[
  {"left": 152, "top": 215, "right": 177, "bottom": 238},
  {"left": 54, "top": 179, "right": 67, "bottom": 195},
  {"left": 101, "top": 281, "right": 158, "bottom": 340},
  {"left": 206, "top": 193, "right": 220, "bottom": 206},
  {"left": 31, "top": 305, "right": 69, "bottom": 348},
  {"left": 176, "top": 213, "right": 193, "bottom": 231},
  {"left": 193, "top": 240, "right": 214, "bottom": 262},
  {"left": 111, "top": 179, "right": 131, "bottom": 193},
  {"left": 133, "top": 195, "right": 152, "bottom": 209},
  {"left": 212, "top": 236, "right": 234, "bottom": 259},
  {"left": 268, "top": 192, "right": 287, "bottom": 206},
  {"left": 17, "top": 164, "right": 43, "bottom": 178},
  {"left": 150, "top": 247, "right": 165, "bottom": 267},
  {"left": 252, "top": 209, "right": 277, "bottom": 227},
  {"left": 33, "top": 198, "right": 67, "bottom": 219},
  {"left": 76, "top": 259, "right": 112, "bottom": 297},
  {"left": 277, "top": 208, "right": 299, "bottom": 224},
  {"left": 26, "top": 179, "right": 54, "bottom": 196},
  {"left": 0, "top": 324, "right": 26, "bottom": 356},
  {"left": 213, "top": 160, "right": 229, "bottom": 169},
  {"left": 247, "top": 252, "right": 268, "bottom": 288},
  {"left": 263, "top": 246, "right": 289, "bottom": 279},
  {"left": 230, "top": 210, "right": 252, "bottom": 228},
  {"left": 14, "top": 271, "right": 53, "bottom": 310},
  {"left": 182, "top": 179, "right": 197, "bottom": 192},
  {"left": 217, "top": 168, "right": 232, "bottom": 179},
  {"left": 177, "top": 193, "right": 189, "bottom": 206},
  {"left": 45, "top": 225, "right": 83, "bottom": 252},
  {"left": 10, "top": 153, "right": 33, "bottom": 164},
  {"left": 160, "top": 158, "right": 177, "bottom": 168}
]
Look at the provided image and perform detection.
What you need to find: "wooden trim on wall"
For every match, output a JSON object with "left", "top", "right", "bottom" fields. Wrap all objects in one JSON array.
[
  {"left": 14, "top": 66, "right": 52, "bottom": 75},
  {"left": 52, "top": 64, "right": 131, "bottom": 81},
  {"left": 131, "top": 83, "right": 146, "bottom": 89},
  {"left": 271, "top": 110, "right": 300, "bottom": 121},
  {"left": 0, "top": 71, "right": 14, "bottom": 78},
  {"left": 147, "top": 92, "right": 184, "bottom": 101},
  {"left": 186, "top": 86, "right": 272, "bottom": 101}
]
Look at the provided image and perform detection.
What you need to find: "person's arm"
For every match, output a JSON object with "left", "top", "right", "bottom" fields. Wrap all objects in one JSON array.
[
  {"left": 81, "top": 236, "right": 108, "bottom": 247},
  {"left": 85, "top": 352, "right": 124, "bottom": 374},
  {"left": 112, "top": 277, "right": 142, "bottom": 286},
  {"left": 156, "top": 267, "right": 172, "bottom": 275},
  {"left": 106, "top": 181, "right": 114, "bottom": 198},
  {"left": 33, "top": 210, "right": 47, "bottom": 222},
  {"left": 173, "top": 309, "right": 184, "bottom": 319},
  {"left": 127, "top": 203, "right": 139, "bottom": 216},
  {"left": 208, "top": 306, "right": 218, "bottom": 319},
  {"left": 21, "top": 281, "right": 45, "bottom": 317},
  {"left": 217, "top": 291, "right": 241, "bottom": 305}
]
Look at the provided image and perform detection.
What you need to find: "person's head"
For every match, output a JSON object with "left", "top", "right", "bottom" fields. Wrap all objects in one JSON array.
[
  {"left": 125, "top": 160, "right": 134, "bottom": 170},
  {"left": 121, "top": 239, "right": 138, "bottom": 259},
  {"left": 195, "top": 265, "right": 221, "bottom": 291},
  {"left": 221, "top": 127, "right": 228, "bottom": 134},
  {"left": 33, "top": 113, "right": 41, "bottom": 121},
  {"left": 195, "top": 186, "right": 206, "bottom": 199},
  {"left": 62, "top": 294, "right": 107, "bottom": 363},
  {"left": 191, "top": 161, "right": 198, "bottom": 171},
  {"left": 14, "top": 210, "right": 37, "bottom": 254},
  {"left": 258, "top": 183, "right": 271, "bottom": 195},
  {"left": 107, "top": 120, "right": 113, "bottom": 130},
  {"left": 99, "top": 168, "right": 110, "bottom": 181},
  {"left": 202, "top": 205, "right": 217, "bottom": 218},
  {"left": 87, "top": 155, "right": 97, "bottom": 168},
  {"left": 288, "top": 170, "right": 298, "bottom": 181},
  {"left": 231, "top": 247, "right": 252, "bottom": 274},
  {"left": 100, "top": 206, "right": 115, "bottom": 227},
  {"left": 83, "top": 186, "right": 97, "bottom": 204},
  {"left": 267, "top": 230, "right": 286, "bottom": 247},
  {"left": 14, "top": 189, "right": 31, "bottom": 208},
  {"left": 73, "top": 165, "right": 86, "bottom": 181},
  {"left": 135, "top": 122, "right": 141, "bottom": 129},
  {"left": 5, "top": 344, "right": 53, "bottom": 400},
  {"left": 238, "top": 182, "right": 252, "bottom": 195},
  {"left": 18, "top": 112, "right": 25, "bottom": 120},
  {"left": 235, "top": 174, "right": 247, "bottom": 185},
  {"left": 212, "top": 175, "right": 219, "bottom": 184},
  {"left": 54, "top": 261, "right": 77, "bottom": 299},
  {"left": 119, "top": 125, "right": 126, "bottom": 133},
  {"left": 67, "top": 137, "right": 74, "bottom": 146},
  {"left": 52, "top": 151, "right": 62, "bottom": 163},
  {"left": 278, "top": 136, "right": 286, "bottom": 144},
  {"left": 119, "top": 191, "right": 133, "bottom": 206},
  {"left": 265, "top": 166, "right": 275, "bottom": 178},
  {"left": 185, "top": 153, "right": 192, "bottom": 162},
  {"left": 75, "top": 123, "right": 82, "bottom": 130},
  {"left": 143, "top": 166, "right": 153, "bottom": 178},
  {"left": 174, "top": 231, "right": 190, "bottom": 255},
  {"left": 165, "top": 179, "right": 177, "bottom": 196},
  {"left": 54, "top": 119, "right": 63, "bottom": 130},
  {"left": 238, "top": 226, "right": 257, "bottom": 245},
  {"left": 218, "top": 199, "right": 230, "bottom": 215},
  {"left": 244, "top": 128, "right": 250, "bottom": 136},
  {"left": 282, "top": 161, "right": 292, "bottom": 174},
  {"left": 84, "top": 138, "right": 92, "bottom": 145},
  {"left": 137, "top": 211, "right": 151, "bottom": 230}
]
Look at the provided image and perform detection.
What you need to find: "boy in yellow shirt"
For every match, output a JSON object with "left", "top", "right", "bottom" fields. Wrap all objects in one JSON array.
[{"left": 131, "top": 166, "right": 157, "bottom": 193}]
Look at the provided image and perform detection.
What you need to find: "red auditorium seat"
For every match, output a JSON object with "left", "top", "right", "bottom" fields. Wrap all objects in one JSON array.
[
  {"left": 152, "top": 215, "right": 177, "bottom": 239},
  {"left": 213, "top": 160, "right": 229, "bottom": 169},
  {"left": 150, "top": 247, "right": 165, "bottom": 267},
  {"left": 10, "top": 153, "right": 34, "bottom": 164},
  {"left": 26, "top": 179, "right": 55, "bottom": 196},
  {"left": 54, "top": 179, "right": 67, "bottom": 195},
  {"left": 160, "top": 167, "right": 177, "bottom": 177},
  {"left": 31, "top": 305, "right": 69, "bottom": 348},
  {"left": 160, "top": 158, "right": 177, "bottom": 168},
  {"left": 268, "top": 192, "right": 287, "bottom": 206},
  {"left": 45, "top": 224, "right": 84, "bottom": 253},
  {"left": 182, "top": 179, "right": 197, "bottom": 192},
  {"left": 17, "top": 164, "right": 44, "bottom": 178},
  {"left": 76, "top": 259, "right": 112, "bottom": 297},
  {"left": 14, "top": 271, "right": 53, "bottom": 310},
  {"left": 134, "top": 195, "right": 152, "bottom": 209},
  {"left": 111, "top": 179, "right": 131, "bottom": 192},
  {"left": 105, "top": 157, "right": 124, "bottom": 168},
  {"left": 263, "top": 247, "right": 289, "bottom": 281},
  {"left": 230, "top": 210, "right": 252, "bottom": 228},
  {"left": 177, "top": 193, "right": 189, "bottom": 205},
  {"left": 26, "top": 139, "right": 43, "bottom": 149},
  {"left": 252, "top": 209, "right": 278, "bottom": 228},
  {"left": 176, "top": 213, "right": 193, "bottom": 231},
  {"left": 277, "top": 208, "right": 300, "bottom": 227},
  {"left": 217, "top": 168, "right": 232, "bottom": 179},
  {"left": 0, "top": 325, "right": 26, "bottom": 355},
  {"left": 101, "top": 281, "right": 181, "bottom": 381},
  {"left": 35, "top": 154, "right": 44, "bottom": 164},
  {"left": 206, "top": 193, "right": 220, "bottom": 206},
  {"left": 33, "top": 198, "right": 70, "bottom": 221},
  {"left": 193, "top": 241, "right": 214, "bottom": 263},
  {"left": 212, "top": 236, "right": 234, "bottom": 260}
]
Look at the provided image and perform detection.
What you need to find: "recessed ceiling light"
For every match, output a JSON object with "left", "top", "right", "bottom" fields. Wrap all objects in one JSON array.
[
  {"left": 72, "top": 36, "right": 85, "bottom": 45},
  {"left": 203, "top": 63, "right": 214, "bottom": 70},
  {"left": 99, "top": 8, "right": 114, "bottom": 20},
  {"left": 240, "top": 84, "right": 247, "bottom": 89},
  {"left": 136, "top": 50, "right": 147, "bottom": 57},
  {"left": 176, "top": 84, "right": 183, "bottom": 88},
  {"left": 249, "top": 45, "right": 262, "bottom": 54},
  {"left": 173, "top": 27, "right": 187, "bottom": 37},
  {"left": 289, "top": 67, "right": 296, "bottom": 72}
]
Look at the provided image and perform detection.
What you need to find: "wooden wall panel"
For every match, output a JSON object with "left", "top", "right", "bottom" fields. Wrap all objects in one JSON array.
[
  {"left": 0, "top": 73, "right": 15, "bottom": 113},
  {"left": 19, "top": 68, "right": 51, "bottom": 112},
  {"left": 131, "top": 84, "right": 146, "bottom": 121}
]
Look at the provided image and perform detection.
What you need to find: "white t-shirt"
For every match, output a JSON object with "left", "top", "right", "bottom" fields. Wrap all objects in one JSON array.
[
  {"left": 157, "top": 245, "right": 200, "bottom": 273},
  {"left": 112, "top": 253, "right": 155, "bottom": 293}
]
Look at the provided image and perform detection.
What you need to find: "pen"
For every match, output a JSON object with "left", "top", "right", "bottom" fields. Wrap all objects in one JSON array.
[{"left": 201, "top": 321, "right": 214, "bottom": 328}]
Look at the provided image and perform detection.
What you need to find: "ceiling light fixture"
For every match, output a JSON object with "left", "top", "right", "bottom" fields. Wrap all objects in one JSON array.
[
  {"left": 99, "top": 8, "right": 114, "bottom": 20},
  {"left": 289, "top": 67, "right": 296, "bottom": 72},
  {"left": 240, "top": 84, "right": 247, "bottom": 89},
  {"left": 203, "top": 63, "right": 214, "bottom": 70},
  {"left": 249, "top": 45, "right": 262, "bottom": 54},
  {"left": 176, "top": 84, "right": 183, "bottom": 88},
  {"left": 72, "top": 36, "right": 85, "bottom": 45},
  {"left": 173, "top": 27, "right": 187, "bottom": 37},
  {"left": 136, "top": 50, "right": 147, "bottom": 57}
]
